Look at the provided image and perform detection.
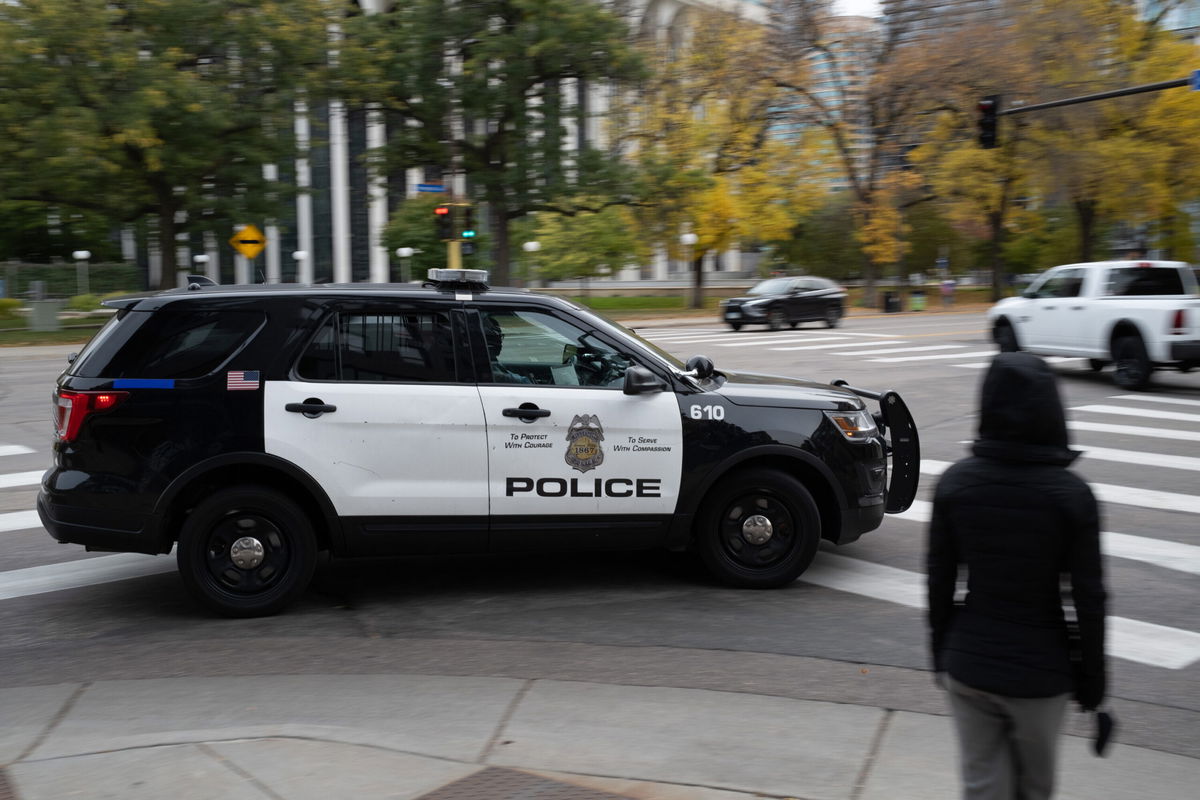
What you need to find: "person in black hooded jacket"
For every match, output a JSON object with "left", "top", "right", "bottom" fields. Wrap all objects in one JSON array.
[{"left": 928, "top": 351, "right": 1106, "bottom": 800}]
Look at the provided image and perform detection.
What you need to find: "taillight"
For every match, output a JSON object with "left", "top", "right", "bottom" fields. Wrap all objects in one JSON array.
[
  {"left": 53, "top": 390, "right": 128, "bottom": 443},
  {"left": 1169, "top": 309, "right": 1187, "bottom": 335}
]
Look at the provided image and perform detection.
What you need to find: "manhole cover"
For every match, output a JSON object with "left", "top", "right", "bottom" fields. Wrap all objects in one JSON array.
[{"left": 418, "top": 766, "right": 631, "bottom": 799}]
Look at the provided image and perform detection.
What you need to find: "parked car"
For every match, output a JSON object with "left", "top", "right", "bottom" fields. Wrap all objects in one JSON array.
[
  {"left": 39, "top": 269, "right": 919, "bottom": 617},
  {"left": 720, "top": 276, "right": 846, "bottom": 331},
  {"left": 987, "top": 260, "right": 1200, "bottom": 389}
]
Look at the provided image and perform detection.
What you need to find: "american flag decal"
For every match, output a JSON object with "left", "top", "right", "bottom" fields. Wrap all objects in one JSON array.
[{"left": 226, "top": 370, "right": 261, "bottom": 391}]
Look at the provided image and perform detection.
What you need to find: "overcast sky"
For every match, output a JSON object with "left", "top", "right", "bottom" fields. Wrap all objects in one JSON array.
[{"left": 833, "top": 0, "right": 882, "bottom": 16}]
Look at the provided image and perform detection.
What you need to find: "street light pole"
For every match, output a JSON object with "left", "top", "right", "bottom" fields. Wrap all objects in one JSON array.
[
  {"left": 522, "top": 240, "right": 541, "bottom": 286},
  {"left": 395, "top": 247, "right": 417, "bottom": 282},
  {"left": 72, "top": 250, "right": 91, "bottom": 297},
  {"left": 680, "top": 232, "right": 699, "bottom": 308}
]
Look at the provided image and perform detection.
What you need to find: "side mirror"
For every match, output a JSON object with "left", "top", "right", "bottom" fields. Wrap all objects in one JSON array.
[
  {"left": 66, "top": 352, "right": 78, "bottom": 364},
  {"left": 1022, "top": 288, "right": 1037, "bottom": 298},
  {"left": 623, "top": 365, "right": 666, "bottom": 395},
  {"left": 685, "top": 354, "right": 714, "bottom": 380}
]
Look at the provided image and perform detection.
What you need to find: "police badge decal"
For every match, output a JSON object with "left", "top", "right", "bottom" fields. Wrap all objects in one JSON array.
[{"left": 565, "top": 414, "right": 605, "bottom": 473}]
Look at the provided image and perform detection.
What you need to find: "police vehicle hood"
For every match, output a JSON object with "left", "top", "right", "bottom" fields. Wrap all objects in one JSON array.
[{"left": 712, "top": 370, "right": 865, "bottom": 411}]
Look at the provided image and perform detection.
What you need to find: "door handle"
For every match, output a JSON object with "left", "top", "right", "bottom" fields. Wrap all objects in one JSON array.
[
  {"left": 1071, "top": 306, "right": 1084, "bottom": 310},
  {"left": 1042, "top": 305, "right": 1056, "bottom": 310},
  {"left": 286, "top": 398, "right": 337, "bottom": 418},
  {"left": 503, "top": 404, "right": 551, "bottom": 422}
]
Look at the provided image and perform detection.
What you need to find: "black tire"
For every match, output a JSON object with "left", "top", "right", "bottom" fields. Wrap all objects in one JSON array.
[
  {"left": 825, "top": 305, "right": 842, "bottom": 329},
  {"left": 789, "top": 321, "right": 799, "bottom": 329},
  {"left": 767, "top": 308, "right": 786, "bottom": 331},
  {"left": 1088, "top": 359, "right": 1106, "bottom": 373},
  {"left": 1113, "top": 336, "right": 1153, "bottom": 391},
  {"left": 728, "top": 322, "right": 743, "bottom": 332},
  {"left": 994, "top": 320, "right": 1019, "bottom": 352},
  {"left": 695, "top": 468, "right": 821, "bottom": 589},
  {"left": 177, "top": 486, "right": 317, "bottom": 617}
]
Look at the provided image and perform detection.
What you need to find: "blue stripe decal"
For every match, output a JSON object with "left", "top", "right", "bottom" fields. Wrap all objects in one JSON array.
[{"left": 112, "top": 379, "right": 176, "bottom": 389}]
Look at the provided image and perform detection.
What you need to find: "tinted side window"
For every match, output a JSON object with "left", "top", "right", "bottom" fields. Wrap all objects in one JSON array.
[
  {"left": 296, "top": 309, "right": 456, "bottom": 383},
  {"left": 70, "top": 308, "right": 265, "bottom": 379},
  {"left": 1105, "top": 267, "right": 1185, "bottom": 296}
]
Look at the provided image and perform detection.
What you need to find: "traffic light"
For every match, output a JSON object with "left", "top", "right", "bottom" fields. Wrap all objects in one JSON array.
[
  {"left": 977, "top": 95, "right": 1000, "bottom": 149},
  {"left": 434, "top": 204, "right": 452, "bottom": 240},
  {"left": 460, "top": 206, "right": 475, "bottom": 239}
]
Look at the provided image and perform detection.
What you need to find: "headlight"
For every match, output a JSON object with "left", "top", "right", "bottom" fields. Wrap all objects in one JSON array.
[{"left": 824, "top": 409, "right": 878, "bottom": 441}]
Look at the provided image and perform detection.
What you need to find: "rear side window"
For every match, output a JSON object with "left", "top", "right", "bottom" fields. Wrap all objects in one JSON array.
[
  {"left": 70, "top": 309, "right": 265, "bottom": 379},
  {"left": 296, "top": 310, "right": 456, "bottom": 383},
  {"left": 1105, "top": 267, "right": 1186, "bottom": 296}
]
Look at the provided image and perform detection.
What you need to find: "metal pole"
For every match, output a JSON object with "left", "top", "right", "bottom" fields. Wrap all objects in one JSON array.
[{"left": 1003, "top": 77, "right": 1190, "bottom": 116}]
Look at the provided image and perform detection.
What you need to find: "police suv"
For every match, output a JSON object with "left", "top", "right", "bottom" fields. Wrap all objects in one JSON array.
[{"left": 39, "top": 269, "right": 919, "bottom": 617}]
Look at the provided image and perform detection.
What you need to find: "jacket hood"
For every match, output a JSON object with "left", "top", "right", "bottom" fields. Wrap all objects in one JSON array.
[{"left": 972, "top": 352, "right": 1078, "bottom": 465}]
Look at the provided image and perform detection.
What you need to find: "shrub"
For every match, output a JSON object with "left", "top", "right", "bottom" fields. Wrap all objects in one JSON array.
[
  {"left": 0, "top": 297, "right": 20, "bottom": 319},
  {"left": 67, "top": 294, "right": 101, "bottom": 312}
]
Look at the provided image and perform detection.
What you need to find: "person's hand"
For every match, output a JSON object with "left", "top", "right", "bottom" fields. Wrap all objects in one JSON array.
[{"left": 1074, "top": 675, "right": 1104, "bottom": 712}]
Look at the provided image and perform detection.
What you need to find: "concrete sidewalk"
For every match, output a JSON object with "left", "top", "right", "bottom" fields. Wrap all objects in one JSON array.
[{"left": 2, "top": 674, "right": 1196, "bottom": 800}]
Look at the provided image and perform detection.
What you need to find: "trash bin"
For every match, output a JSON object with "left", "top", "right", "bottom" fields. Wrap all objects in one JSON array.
[
  {"left": 882, "top": 291, "right": 901, "bottom": 313},
  {"left": 910, "top": 290, "right": 926, "bottom": 311}
]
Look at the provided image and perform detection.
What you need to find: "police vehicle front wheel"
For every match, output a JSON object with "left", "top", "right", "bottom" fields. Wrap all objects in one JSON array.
[
  {"left": 696, "top": 469, "right": 820, "bottom": 589},
  {"left": 177, "top": 486, "right": 318, "bottom": 617}
]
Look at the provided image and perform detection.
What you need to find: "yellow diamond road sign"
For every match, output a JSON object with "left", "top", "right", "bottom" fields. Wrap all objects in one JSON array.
[{"left": 229, "top": 224, "right": 266, "bottom": 260}]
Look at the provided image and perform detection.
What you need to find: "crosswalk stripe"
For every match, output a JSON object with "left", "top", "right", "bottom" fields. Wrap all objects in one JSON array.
[
  {"left": 1072, "top": 404, "right": 1200, "bottom": 424},
  {"left": 0, "top": 445, "right": 36, "bottom": 458},
  {"left": 800, "top": 553, "right": 1200, "bottom": 669},
  {"left": 0, "top": 471, "right": 43, "bottom": 489},
  {"left": 871, "top": 350, "right": 998, "bottom": 363},
  {"left": 715, "top": 335, "right": 851, "bottom": 348},
  {"left": 1069, "top": 420, "right": 1200, "bottom": 443},
  {"left": 953, "top": 356, "right": 1086, "bottom": 370},
  {"left": 1075, "top": 444, "right": 1200, "bottom": 472},
  {"left": 0, "top": 510, "right": 42, "bottom": 533},
  {"left": 769, "top": 340, "right": 908, "bottom": 352},
  {"left": 1109, "top": 395, "right": 1200, "bottom": 408},
  {"left": 892, "top": 500, "right": 1200, "bottom": 576},
  {"left": 920, "top": 459, "right": 1200, "bottom": 515},
  {"left": 833, "top": 344, "right": 962, "bottom": 357},
  {"left": 0, "top": 554, "right": 175, "bottom": 601}
]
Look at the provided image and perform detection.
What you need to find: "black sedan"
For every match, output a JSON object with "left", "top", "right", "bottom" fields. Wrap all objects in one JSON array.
[{"left": 720, "top": 276, "right": 847, "bottom": 331}]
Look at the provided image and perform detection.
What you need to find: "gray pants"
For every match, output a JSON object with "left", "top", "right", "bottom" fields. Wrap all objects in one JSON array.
[{"left": 946, "top": 676, "right": 1070, "bottom": 800}]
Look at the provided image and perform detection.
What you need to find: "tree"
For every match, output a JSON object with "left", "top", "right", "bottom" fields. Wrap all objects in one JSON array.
[
  {"left": 340, "top": 0, "right": 644, "bottom": 287},
  {"left": 0, "top": 0, "right": 339, "bottom": 289},
  {"left": 524, "top": 198, "right": 649, "bottom": 293},
  {"left": 616, "top": 8, "right": 821, "bottom": 307},
  {"left": 764, "top": 1, "right": 963, "bottom": 305}
]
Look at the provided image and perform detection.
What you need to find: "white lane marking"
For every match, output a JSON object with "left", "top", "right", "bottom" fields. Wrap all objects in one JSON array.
[
  {"left": 0, "top": 554, "right": 175, "bottom": 601},
  {"left": 801, "top": 553, "right": 1200, "bottom": 669},
  {"left": 770, "top": 340, "right": 908, "bottom": 352},
  {"left": 1109, "top": 395, "right": 1200, "bottom": 408},
  {"left": 1075, "top": 444, "right": 1200, "bottom": 472},
  {"left": 895, "top": 500, "right": 1200, "bottom": 576},
  {"left": 920, "top": 459, "right": 1200, "bottom": 515},
  {"left": 0, "top": 471, "right": 43, "bottom": 489},
  {"left": 0, "top": 510, "right": 41, "bottom": 533},
  {"left": 0, "top": 445, "right": 36, "bottom": 458},
  {"left": 953, "top": 357, "right": 1086, "bottom": 370},
  {"left": 1072, "top": 404, "right": 1200, "bottom": 424},
  {"left": 716, "top": 336, "right": 852, "bottom": 348},
  {"left": 834, "top": 344, "right": 963, "bottom": 357},
  {"left": 871, "top": 350, "right": 999, "bottom": 363},
  {"left": 1069, "top": 420, "right": 1200, "bottom": 443}
]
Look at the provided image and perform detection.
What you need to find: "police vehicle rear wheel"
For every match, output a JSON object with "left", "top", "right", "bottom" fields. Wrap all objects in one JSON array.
[
  {"left": 177, "top": 486, "right": 317, "bottom": 617},
  {"left": 697, "top": 468, "right": 820, "bottom": 588}
]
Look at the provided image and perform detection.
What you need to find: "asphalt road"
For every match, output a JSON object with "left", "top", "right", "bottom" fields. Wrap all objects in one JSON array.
[{"left": 1, "top": 310, "right": 1197, "bottom": 758}]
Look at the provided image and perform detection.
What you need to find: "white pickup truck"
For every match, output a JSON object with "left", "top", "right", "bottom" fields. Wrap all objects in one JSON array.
[{"left": 987, "top": 260, "right": 1200, "bottom": 389}]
